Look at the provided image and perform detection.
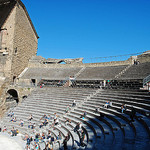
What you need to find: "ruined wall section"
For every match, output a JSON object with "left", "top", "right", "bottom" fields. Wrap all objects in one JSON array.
[
  {"left": 11, "top": 4, "right": 38, "bottom": 80},
  {"left": 28, "top": 56, "right": 132, "bottom": 69}
]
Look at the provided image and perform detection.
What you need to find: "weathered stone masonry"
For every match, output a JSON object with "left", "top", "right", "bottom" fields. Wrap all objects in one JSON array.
[{"left": 11, "top": 3, "right": 38, "bottom": 79}]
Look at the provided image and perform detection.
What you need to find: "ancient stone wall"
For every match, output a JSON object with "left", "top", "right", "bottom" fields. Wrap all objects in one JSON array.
[
  {"left": 28, "top": 57, "right": 131, "bottom": 69},
  {"left": 1, "top": 6, "right": 16, "bottom": 78},
  {"left": 137, "top": 53, "right": 150, "bottom": 63},
  {"left": 27, "top": 52, "right": 150, "bottom": 69},
  {"left": 11, "top": 4, "right": 38, "bottom": 80}
]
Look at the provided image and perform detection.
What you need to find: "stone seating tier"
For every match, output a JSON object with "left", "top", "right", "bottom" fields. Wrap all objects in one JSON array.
[
  {"left": 118, "top": 62, "right": 150, "bottom": 80},
  {"left": 76, "top": 65, "right": 128, "bottom": 80},
  {"left": 21, "top": 67, "right": 82, "bottom": 80},
  {"left": 1, "top": 87, "right": 150, "bottom": 150}
]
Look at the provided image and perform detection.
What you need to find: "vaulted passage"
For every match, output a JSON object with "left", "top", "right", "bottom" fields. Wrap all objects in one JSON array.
[{"left": 7, "top": 89, "right": 19, "bottom": 103}]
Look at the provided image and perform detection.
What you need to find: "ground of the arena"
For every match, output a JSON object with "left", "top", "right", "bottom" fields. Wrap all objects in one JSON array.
[{"left": 0, "top": 133, "right": 23, "bottom": 150}]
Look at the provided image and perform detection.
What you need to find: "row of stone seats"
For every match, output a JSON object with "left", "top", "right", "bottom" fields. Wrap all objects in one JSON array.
[
  {"left": 94, "top": 95, "right": 150, "bottom": 115},
  {"left": 76, "top": 65, "right": 128, "bottom": 80},
  {"left": 108, "top": 80, "right": 143, "bottom": 89},
  {"left": 81, "top": 89, "right": 150, "bottom": 148},
  {"left": 1, "top": 87, "right": 150, "bottom": 149},
  {"left": 21, "top": 62, "right": 150, "bottom": 91},
  {"left": 21, "top": 67, "right": 82, "bottom": 80},
  {"left": 98, "top": 90, "right": 150, "bottom": 115},
  {"left": 91, "top": 94, "right": 150, "bottom": 130},
  {"left": 99, "top": 90, "right": 150, "bottom": 136},
  {"left": 77, "top": 104, "right": 136, "bottom": 147},
  {"left": 118, "top": 62, "right": 150, "bottom": 80},
  {"left": 0, "top": 87, "right": 98, "bottom": 149},
  {"left": 21, "top": 65, "right": 128, "bottom": 81}
]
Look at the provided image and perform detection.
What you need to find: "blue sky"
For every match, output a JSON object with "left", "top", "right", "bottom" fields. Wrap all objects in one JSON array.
[{"left": 22, "top": 0, "right": 150, "bottom": 62}]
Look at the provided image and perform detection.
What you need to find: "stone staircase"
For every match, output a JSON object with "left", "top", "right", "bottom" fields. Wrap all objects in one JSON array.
[
  {"left": 74, "top": 67, "right": 86, "bottom": 79},
  {"left": 114, "top": 64, "right": 133, "bottom": 79}
]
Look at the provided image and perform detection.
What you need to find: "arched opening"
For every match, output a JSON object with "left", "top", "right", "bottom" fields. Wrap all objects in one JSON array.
[
  {"left": 58, "top": 60, "right": 66, "bottom": 64},
  {"left": 31, "top": 79, "right": 36, "bottom": 86},
  {"left": 7, "top": 89, "right": 19, "bottom": 103},
  {"left": 13, "top": 76, "right": 16, "bottom": 84},
  {"left": 22, "top": 95, "right": 27, "bottom": 99},
  {"left": 22, "top": 95, "right": 27, "bottom": 101}
]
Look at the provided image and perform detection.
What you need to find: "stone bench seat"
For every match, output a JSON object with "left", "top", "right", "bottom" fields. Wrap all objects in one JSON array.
[
  {"left": 80, "top": 103, "right": 136, "bottom": 140},
  {"left": 65, "top": 113, "right": 97, "bottom": 149}
]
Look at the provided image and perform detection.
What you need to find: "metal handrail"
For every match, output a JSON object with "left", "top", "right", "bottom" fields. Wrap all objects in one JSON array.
[{"left": 143, "top": 74, "right": 150, "bottom": 86}]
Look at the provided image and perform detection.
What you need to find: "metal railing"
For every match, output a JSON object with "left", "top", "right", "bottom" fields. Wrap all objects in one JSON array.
[{"left": 143, "top": 74, "right": 150, "bottom": 86}]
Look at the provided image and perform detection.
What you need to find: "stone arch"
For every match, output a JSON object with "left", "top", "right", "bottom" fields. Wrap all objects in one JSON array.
[
  {"left": 22, "top": 95, "right": 27, "bottom": 99},
  {"left": 58, "top": 60, "right": 66, "bottom": 64},
  {"left": 6, "top": 89, "right": 19, "bottom": 103}
]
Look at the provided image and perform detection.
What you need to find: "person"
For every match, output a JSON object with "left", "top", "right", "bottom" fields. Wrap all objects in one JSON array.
[
  {"left": 41, "top": 132, "right": 46, "bottom": 142},
  {"left": 26, "top": 137, "right": 31, "bottom": 145},
  {"left": 32, "top": 123, "right": 36, "bottom": 129},
  {"left": 130, "top": 107, "right": 136, "bottom": 122},
  {"left": 54, "top": 117, "right": 59, "bottom": 126},
  {"left": 104, "top": 101, "right": 110, "bottom": 108},
  {"left": 72, "top": 100, "right": 76, "bottom": 107},
  {"left": 57, "top": 131, "right": 62, "bottom": 140},
  {"left": 10, "top": 111, "right": 14, "bottom": 117},
  {"left": 65, "top": 118, "right": 71, "bottom": 126},
  {"left": 30, "top": 136, "right": 33, "bottom": 142},
  {"left": 28, "top": 122, "right": 33, "bottom": 129},
  {"left": 16, "top": 129, "right": 19, "bottom": 134},
  {"left": 11, "top": 117, "right": 17, "bottom": 122},
  {"left": 23, "top": 133, "right": 29, "bottom": 141},
  {"left": 47, "top": 115, "right": 52, "bottom": 121},
  {"left": 43, "top": 119, "right": 48, "bottom": 126},
  {"left": 51, "top": 117, "right": 59, "bottom": 128},
  {"left": 24, "top": 145, "right": 31, "bottom": 150},
  {"left": 11, "top": 127, "right": 18, "bottom": 136},
  {"left": 8, "top": 111, "right": 11, "bottom": 117},
  {"left": 69, "top": 76, "right": 75, "bottom": 86},
  {"left": 47, "top": 131, "right": 51, "bottom": 140},
  {"left": 54, "top": 113, "right": 57, "bottom": 120},
  {"left": 34, "top": 144, "right": 40, "bottom": 150},
  {"left": 46, "top": 141, "right": 53, "bottom": 150},
  {"left": 28, "top": 115, "right": 33, "bottom": 121},
  {"left": 95, "top": 107, "right": 100, "bottom": 113},
  {"left": 80, "top": 111, "right": 87, "bottom": 119},
  {"left": 51, "top": 134, "right": 55, "bottom": 145},
  {"left": 69, "top": 76, "right": 75, "bottom": 81},
  {"left": 40, "top": 114, "right": 47, "bottom": 120},
  {"left": 134, "top": 59, "right": 138, "bottom": 65},
  {"left": 74, "top": 122, "right": 82, "bottom": 132},
  {"left": 35, "top": 133, "right": 40, "bottom": 143},
  {"left": 10, "top": 117, "right": 14, "bottom": 122},
  {"left": 39, "top": 122, "right": 44, "bottom": 128},
  {"left": 80, "top": 129, "right": 86, "bottom": 147},
  {"left": 65, "top": 105, "right": 70, "bottom": 113},
  {"left": 121, "top": 104, "right": 126, "bottom": 113},
  {"left": 63, "top": 133, "right": 70, "bottom": 150},
  {"left": 57, "top": 80, "right": 63, "bottom": 86},
  {"left": 42, "top": 83, "right": 45, "bottom": 87},
  {"left": 109, "top": 101, "right": 113, "bottom": 107},
  {"left": 2, "top": 126, "right": 7, "bottom": 132},
  {"left": 11, "top": 127, "right": 15, "bottom": 136},
  {"left": 19, "top": 119, "right": 24, "bottom": 127}
]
